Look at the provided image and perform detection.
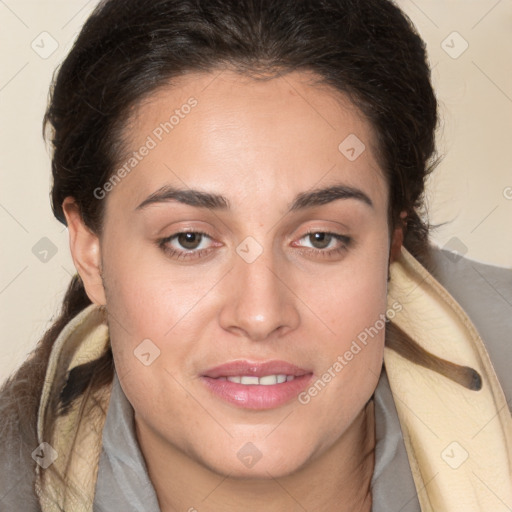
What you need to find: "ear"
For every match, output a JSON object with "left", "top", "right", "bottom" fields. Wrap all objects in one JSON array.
[
  {"left": 62, "top": 197, "right": 107, "bottom": 306},
  {"left": 389, "top": 211, "right": 407, "bottom": 263}
]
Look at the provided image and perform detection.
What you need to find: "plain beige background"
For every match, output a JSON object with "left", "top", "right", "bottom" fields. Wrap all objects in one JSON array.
[{"left": 1, "top": 0, "right": 511, "bottom": 383}]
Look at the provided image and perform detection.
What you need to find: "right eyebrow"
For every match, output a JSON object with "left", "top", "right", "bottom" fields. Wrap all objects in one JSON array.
[{"left": 135, "top": 185, "right": 229, "bottom": 211}]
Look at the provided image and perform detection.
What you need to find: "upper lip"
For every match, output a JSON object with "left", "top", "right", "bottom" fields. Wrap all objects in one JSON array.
[{"left": 202, "top": 360, "right": 312, "bottom": 378}]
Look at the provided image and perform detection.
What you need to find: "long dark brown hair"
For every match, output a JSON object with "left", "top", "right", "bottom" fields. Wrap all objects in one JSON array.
[{"left": 1, "top": 0, "right": 478, "bottom": 484}]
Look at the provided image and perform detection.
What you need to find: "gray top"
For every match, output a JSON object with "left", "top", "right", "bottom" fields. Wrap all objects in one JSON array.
[
  {"left": 92, "top": 249, "right": 512, "bottom": 511},
  {"left": 94, "top": 372, "right": 162, "bottom": 512}
]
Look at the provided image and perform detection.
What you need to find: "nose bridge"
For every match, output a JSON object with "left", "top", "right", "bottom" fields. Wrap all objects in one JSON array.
[
  {"left": 239, "top": 248, "right": 281, "bottom": 303},
  {"left": 219, "top": 239, "right": 299, "bottom": 340}
]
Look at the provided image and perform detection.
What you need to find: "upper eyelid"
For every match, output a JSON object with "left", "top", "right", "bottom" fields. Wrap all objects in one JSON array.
[{"left": 293, "top": 232, "right": 351, "bottom": 250}]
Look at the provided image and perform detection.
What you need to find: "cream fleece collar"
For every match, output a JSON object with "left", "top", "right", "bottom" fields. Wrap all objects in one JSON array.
[
  {"left": 34, "top": 248, "right": 512, "bottom": 511},
  {"left": 385, "top": 248, "right": 512, "bottom": 510}
]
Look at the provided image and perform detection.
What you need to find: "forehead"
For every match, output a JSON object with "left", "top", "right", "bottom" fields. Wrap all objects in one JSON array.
[{"left": 109, "top": 69, "right": 387, "bottom": 214}]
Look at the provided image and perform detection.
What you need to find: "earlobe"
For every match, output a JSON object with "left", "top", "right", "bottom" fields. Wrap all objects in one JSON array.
[
  {"left": 389, "top": 226, "right": 404, "bottom": 263},
  {"left": 62, "top": 197, "right": 107, "bottom": 306},
  {"left": 389, "top": 211, "right": 407, "bottom": 263}
]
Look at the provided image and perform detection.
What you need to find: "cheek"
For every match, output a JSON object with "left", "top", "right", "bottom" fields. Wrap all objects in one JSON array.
[
  {"left": 101, "top": 232, "right": 216, "bottom": 332},
  {"left": 296, "top": 238, "right": 389, "bottom": 416},
  {"left": 104, "top": 260, "right": 207, "bottom": 435},
  {"left": 309, "top": 237, "right": 390, "bottom": 339},
  {"left": 101, "top": 241, "right": 225, "bottom": 402}
]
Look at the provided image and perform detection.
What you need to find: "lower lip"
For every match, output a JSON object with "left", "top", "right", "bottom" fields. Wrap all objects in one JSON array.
[{"left": 201, "top": 374, "right": 314, "bottom": 410}]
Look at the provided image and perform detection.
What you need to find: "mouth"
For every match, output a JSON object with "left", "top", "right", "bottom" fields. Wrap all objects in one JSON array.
[
  {"left": 217, "top": 374, "right": 296, "bottom": 385},
  {"left": 201, "top": 360, "right": 314, "bottom": 410}
]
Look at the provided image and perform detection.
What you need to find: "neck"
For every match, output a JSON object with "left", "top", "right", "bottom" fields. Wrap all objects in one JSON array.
[{"left": 136, "top": 399, "right": 375, "bottom": 512}]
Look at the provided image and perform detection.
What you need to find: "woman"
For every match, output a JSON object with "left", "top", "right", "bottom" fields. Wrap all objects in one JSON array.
[{"left": 1, "top": 0, "right": 511, "bottom": 510}]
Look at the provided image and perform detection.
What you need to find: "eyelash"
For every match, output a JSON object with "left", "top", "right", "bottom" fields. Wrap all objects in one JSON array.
[
  {"left": 157, "top": 229, "right": 352, "bottom": 261},
  {"left": 294, "top": 229, "right": 352, "bottom": 259}
]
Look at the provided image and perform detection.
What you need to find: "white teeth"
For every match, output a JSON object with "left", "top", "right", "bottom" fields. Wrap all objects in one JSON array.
[
  {"left": 259, "top": 375, "right": 278, "bottom": 385},
  {"left": 240, "top": 376, "right": 260, "bottom": 385},
  {"left": 224, "top": 374, "right": 294, "bottom": 385}
]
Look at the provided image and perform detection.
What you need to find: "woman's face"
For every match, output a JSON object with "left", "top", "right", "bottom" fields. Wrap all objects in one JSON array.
[{"left": 86, "top": 70, "right": 392, "bottom": 477}]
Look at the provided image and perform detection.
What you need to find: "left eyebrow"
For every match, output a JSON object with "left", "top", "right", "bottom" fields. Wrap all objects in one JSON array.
[
  {"left": 134, "top": 183, "right": 373, "bottom": 212},
  {"left": 289, "top": 184, "right": 373, "bottom": 211}
]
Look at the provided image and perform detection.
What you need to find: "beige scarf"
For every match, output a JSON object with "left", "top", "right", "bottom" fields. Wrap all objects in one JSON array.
[{"left": 35, "top": 247, "right": 512, "bottom": 511}]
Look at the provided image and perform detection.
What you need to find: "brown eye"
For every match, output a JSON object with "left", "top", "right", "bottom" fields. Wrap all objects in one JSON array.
[
  {"left": 177, "top": 232, "right": 203, "bottom": 250},
  {"left": 158, "top": 231, "right": 215, "bottom": 260},
  {"left": 308, "top": 232, "right": 333, "bottom": 249},
  {"left": 292, "top": 231, "right": 352, "bottom": 259}
]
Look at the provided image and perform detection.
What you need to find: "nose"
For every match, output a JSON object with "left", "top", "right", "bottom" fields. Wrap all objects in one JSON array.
[{"left": 218, "top": 247, "right": 300, "bottom": 341}]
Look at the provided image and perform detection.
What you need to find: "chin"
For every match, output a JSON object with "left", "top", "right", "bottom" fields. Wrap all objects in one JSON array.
[{"left": 197, "top": 437, "right": 316, "bottom": 480}]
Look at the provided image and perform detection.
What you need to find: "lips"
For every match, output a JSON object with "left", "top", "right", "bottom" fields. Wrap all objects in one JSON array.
[{"left": 201, "top": 360, "right": 314, "bottom": 410}]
